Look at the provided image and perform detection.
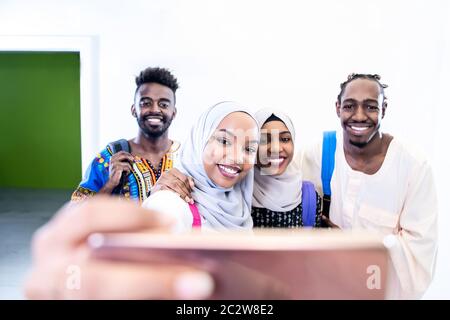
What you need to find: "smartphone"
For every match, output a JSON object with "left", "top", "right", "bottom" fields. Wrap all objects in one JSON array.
[{"left": 89, "top": 229, "right": 390, "bottom": 299}]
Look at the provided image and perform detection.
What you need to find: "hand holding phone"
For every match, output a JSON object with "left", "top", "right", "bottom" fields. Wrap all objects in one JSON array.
[{"left": 89, "top": 230, "right": 390, "bottom": 299}]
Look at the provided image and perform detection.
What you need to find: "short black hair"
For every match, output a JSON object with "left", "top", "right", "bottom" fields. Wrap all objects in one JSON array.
[
  {"left": 337, "top": 73, "right": 388, "bottom": 103},
  {"left": 135, "top": 67, "right": 179, "bottom": 96}
]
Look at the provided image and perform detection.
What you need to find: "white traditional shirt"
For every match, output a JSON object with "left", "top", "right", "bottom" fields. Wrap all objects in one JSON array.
[
  {"left": 142, "top": 190, "right": 197, "bottom": 233},
  {"left": 300, "top": 134, "right": 438, "bottom": 299},
  {"left": 142, "top": 190, "right": 220, "bottom": 233}
]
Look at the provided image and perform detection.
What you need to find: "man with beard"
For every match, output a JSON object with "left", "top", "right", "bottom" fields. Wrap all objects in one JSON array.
[
  {"left": 71, "top": 67, "right": 183, "bottom": 203},
  {"left": 301, "top": 73, "right": 438, "bottom": 299}
]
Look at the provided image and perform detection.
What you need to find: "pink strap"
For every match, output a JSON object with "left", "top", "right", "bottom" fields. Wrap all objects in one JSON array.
[{"left": 189, "top": 203, "right": 202, "bottom": 227}]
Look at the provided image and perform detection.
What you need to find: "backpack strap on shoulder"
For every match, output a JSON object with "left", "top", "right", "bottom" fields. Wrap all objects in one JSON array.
[
  {"left": 302, "top": 180, "right": 317, "bottom": 228},
  {"left": 106, "top": 139, "right": 131, "bottom": 195},
  {"left": 189, "top": 203, "right": 202, "bottom": 228},
  {"left": 107, "top": 139, "right": 130, "bottom": 154},
  {"left": 321, "top": 131, "right": 336, "bottom": 219}
]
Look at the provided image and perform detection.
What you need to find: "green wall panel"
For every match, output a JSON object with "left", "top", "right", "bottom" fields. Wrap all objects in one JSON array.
[{"left": 0, "top": 52, "right": 81, "bottom": 189}]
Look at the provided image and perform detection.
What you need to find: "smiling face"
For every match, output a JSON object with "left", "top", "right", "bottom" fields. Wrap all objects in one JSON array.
[
  {"left": 336, "top": 78, "right": 387, "bottom": 148},
  {"left": 131, "top": 82, "right": 176, "bottom": 138},
  {"left": 256, "top": 120, "right": 294, "bottom": 175},
  {"left": 202, "top": 112, "right": 259, "bottom": 189}
]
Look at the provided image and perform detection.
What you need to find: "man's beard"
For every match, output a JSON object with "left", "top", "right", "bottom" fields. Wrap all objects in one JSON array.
[
  {"left": 348, "top": 124, "right": 380, "bottom": 149},
  {"left": 138, "top": 115, "right": 173, "bottom": 138},
  {"left": 349, "top": 140, "right": 368, "bottom": 148},
  {"left": 344, "top": 120, "right": 381, "bottom": 149}
]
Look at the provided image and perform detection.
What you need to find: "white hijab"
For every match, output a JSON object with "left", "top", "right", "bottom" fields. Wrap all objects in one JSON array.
[
  {"left": 252, "top": 109, "right": 303, "bottom": 212},
  {"left": 175, "top": 101, "right": 258, "bottom": 230}
]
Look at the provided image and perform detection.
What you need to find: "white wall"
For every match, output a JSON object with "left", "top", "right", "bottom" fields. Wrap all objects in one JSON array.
[{"left": 1, "top": 0, "right": 449, "bottom": 298}]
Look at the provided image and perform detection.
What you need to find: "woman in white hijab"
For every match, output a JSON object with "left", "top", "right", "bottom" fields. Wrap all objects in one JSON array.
[
  {"left": 251, "top": 109, "right": 322, "bottom": 228},
  {"left": 142, "top": 101, "right": 259, "bottom": 232}
]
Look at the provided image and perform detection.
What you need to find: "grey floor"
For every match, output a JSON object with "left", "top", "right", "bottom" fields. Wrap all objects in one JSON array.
[{"left": 0, "top": 188, "right": 71, "bottom": 299}]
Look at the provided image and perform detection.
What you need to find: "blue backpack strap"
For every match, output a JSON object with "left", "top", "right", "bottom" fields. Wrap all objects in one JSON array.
[
  {"left": 302, "top": 181, "right": 317, "bottom": 228},
  {"left": 321, "top": 131, "right": 336, "bottom": 219}
]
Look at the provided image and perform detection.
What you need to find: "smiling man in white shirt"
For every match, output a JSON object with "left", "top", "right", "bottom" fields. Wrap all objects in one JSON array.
[{"left": 301, "top": 73, "right": 438, "bottom": 299}]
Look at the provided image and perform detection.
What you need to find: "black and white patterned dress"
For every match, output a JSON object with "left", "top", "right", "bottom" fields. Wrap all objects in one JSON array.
[{"left": 251, "top": 192, "right": 322, "bottom": 228}]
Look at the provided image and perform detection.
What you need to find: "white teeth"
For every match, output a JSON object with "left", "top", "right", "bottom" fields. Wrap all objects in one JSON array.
[
  {"left": 147, "top": 118, "right": 162, "bottom": 124},
  {"left": 219, "top": 164, "right": 239, "bottom": 175},
  {"left": 269, "top": 158, "right": 284, "bottom": 164},
  {"left": 350, "top": 126, "right": 369, "bottom": 132}
]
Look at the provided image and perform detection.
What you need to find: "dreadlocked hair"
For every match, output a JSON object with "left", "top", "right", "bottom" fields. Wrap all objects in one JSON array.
[{"left": 337, "top": 73, "right": 388, "bottom": 103}]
